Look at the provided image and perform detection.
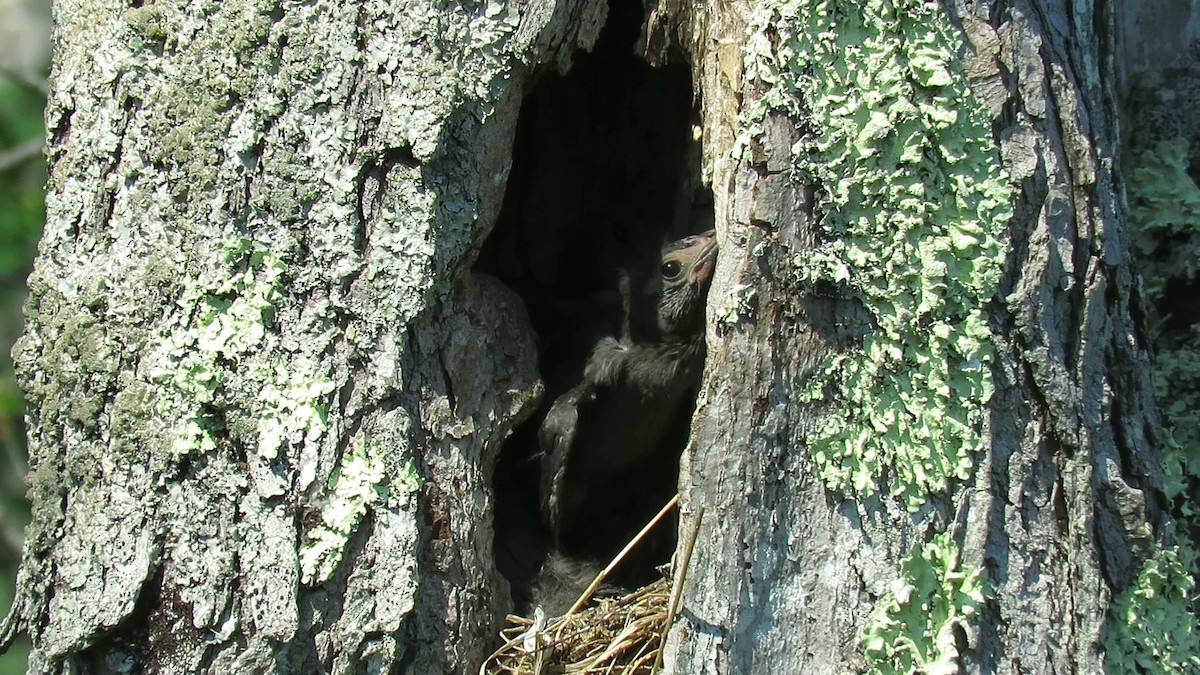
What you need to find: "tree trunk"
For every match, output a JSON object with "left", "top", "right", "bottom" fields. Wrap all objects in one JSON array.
[
  {"left": 2, "top": 0, "right": 1195, "bottom": 674},
  {"left": 660, "top": 0, "right": 1188, "bottom": 671},
  {"left": 0, "top": 0, "right": 569, "bottom": 671}
]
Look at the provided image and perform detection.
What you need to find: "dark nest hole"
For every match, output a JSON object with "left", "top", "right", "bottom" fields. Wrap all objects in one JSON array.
[{"left": 475, "top": 0, "right": 712, "bottom": 643}]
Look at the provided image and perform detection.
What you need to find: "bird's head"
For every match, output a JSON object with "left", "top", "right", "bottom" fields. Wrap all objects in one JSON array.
[{"left": 627, "top": 230, "right": 717, "bottom": 343}]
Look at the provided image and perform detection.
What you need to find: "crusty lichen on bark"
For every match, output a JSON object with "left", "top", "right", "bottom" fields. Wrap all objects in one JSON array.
[
  {"left": 742, "top": 0, "right": 1010, "bottom": 513},
  {"left": 737, "top": 0, "right": 1010, "bottom": 667}
]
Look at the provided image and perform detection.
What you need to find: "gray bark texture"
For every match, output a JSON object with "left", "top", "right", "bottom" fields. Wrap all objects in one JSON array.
[{"left": 0, "top": 0, "right": 1188, "bottom": 674}]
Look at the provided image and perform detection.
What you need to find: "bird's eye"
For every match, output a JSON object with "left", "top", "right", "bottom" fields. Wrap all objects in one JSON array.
[{"left": 660, "top": 259, "right": 683, "bottom": 281}]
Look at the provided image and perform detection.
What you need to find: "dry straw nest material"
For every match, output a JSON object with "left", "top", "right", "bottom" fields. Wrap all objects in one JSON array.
[
  {"left": 481, "top": 497, "right": 703, "bottom": 675},
  {"left": 483, "top": 578, "right": 671, "bottom": 674}
]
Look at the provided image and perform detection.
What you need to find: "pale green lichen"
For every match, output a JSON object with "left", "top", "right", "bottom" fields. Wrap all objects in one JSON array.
[
  {"left": 299, "top": 440, "right": 422, "bottom": 585},
  {"left": 743, "top": 0, "right": 1010, "bottom": 511},
  {"left": 861, "top": 532, "right": 985, "bottom": 674},
  {"left": 716, "top": 283, "right": 758, "bottom": 328},
  {"left": 392, "top": 456, "right": 424, "bottom": 498},
  {"left": 253, "top": 360, "right": 337, "bottom": 461},
  {"left": 150, "top": 238, "right": 333, "bottom": 459},
  {"left": 1104, "top": 531, "right": 1200, "bottom": 675}
]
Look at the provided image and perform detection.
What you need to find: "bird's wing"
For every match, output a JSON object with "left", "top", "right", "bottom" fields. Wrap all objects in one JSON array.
[{"left": 538, "top": 384, "right": 583, "bottom": 543}]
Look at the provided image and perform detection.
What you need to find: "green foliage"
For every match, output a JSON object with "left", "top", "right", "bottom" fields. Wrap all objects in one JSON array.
[
  {"left": 1157, "top": 369, "right": 1200, "bottom": 506},
  {"left": 0, "top": 79, "right": 43, "bottom": 142},
  {"left": 861, "top": 532, "right": 985, "bottom": 674},
  {"left": 1113, "top": 136, "right": 1200, "bottom": 673},
  {"left": 0, "top": 571, "right": 30, "bottom": 675},
  {"left": 0, "top": 76, "right": 45, "bottom": 418},
  {"left": 742, "top": 0, "right": 1010, "bottom": 511},
  {"left": 1125, "top": 139, "right": 1200, "bottom": 498},
  {"left": 1104, "top": 534, "right": 1200, "bottom": 674},
  {"left": 0, "top": 69, "right": 46, "bottom": 675},
  {"left": 1127, "top": 139, "right": 1200, "bottom": 298}
]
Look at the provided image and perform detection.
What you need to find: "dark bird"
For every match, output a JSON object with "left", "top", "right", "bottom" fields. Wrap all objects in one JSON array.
[{"left": 534, "top": 230, "right": 717, "bottom": 607}]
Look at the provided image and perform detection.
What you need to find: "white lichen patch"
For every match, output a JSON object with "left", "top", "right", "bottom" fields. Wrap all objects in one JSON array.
[
  {"left": 299, "top": 439, "right": 422, "bottom": 585},
  {"left": 365, "top": 0, "right": 521, "bottom": 159},
  {"left": 149, "top": 238, "right": 334, "bottom": 461}
]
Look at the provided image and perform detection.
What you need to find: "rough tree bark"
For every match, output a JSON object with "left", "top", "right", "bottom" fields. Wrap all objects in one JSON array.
[
  {"left": 1, "top": 0, "right": 1195, "bottom": 674},
  {"left": 661, "top": 0, "right": 1186, "bottom": 671}
]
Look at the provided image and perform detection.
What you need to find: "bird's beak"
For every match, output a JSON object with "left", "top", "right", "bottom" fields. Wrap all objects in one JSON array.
[{"left": 687, "top": 230, "right": 718, "bottom": 286}]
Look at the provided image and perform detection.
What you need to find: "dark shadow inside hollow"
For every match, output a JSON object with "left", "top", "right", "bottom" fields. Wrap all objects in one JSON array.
[{"left": 475, "top": 0, "right": 712, "bottom": 614}]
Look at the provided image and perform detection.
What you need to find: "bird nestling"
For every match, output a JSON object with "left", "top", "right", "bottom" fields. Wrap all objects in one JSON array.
[{"left": 534, "top": 230, "right": 717, "bottom": 603}]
